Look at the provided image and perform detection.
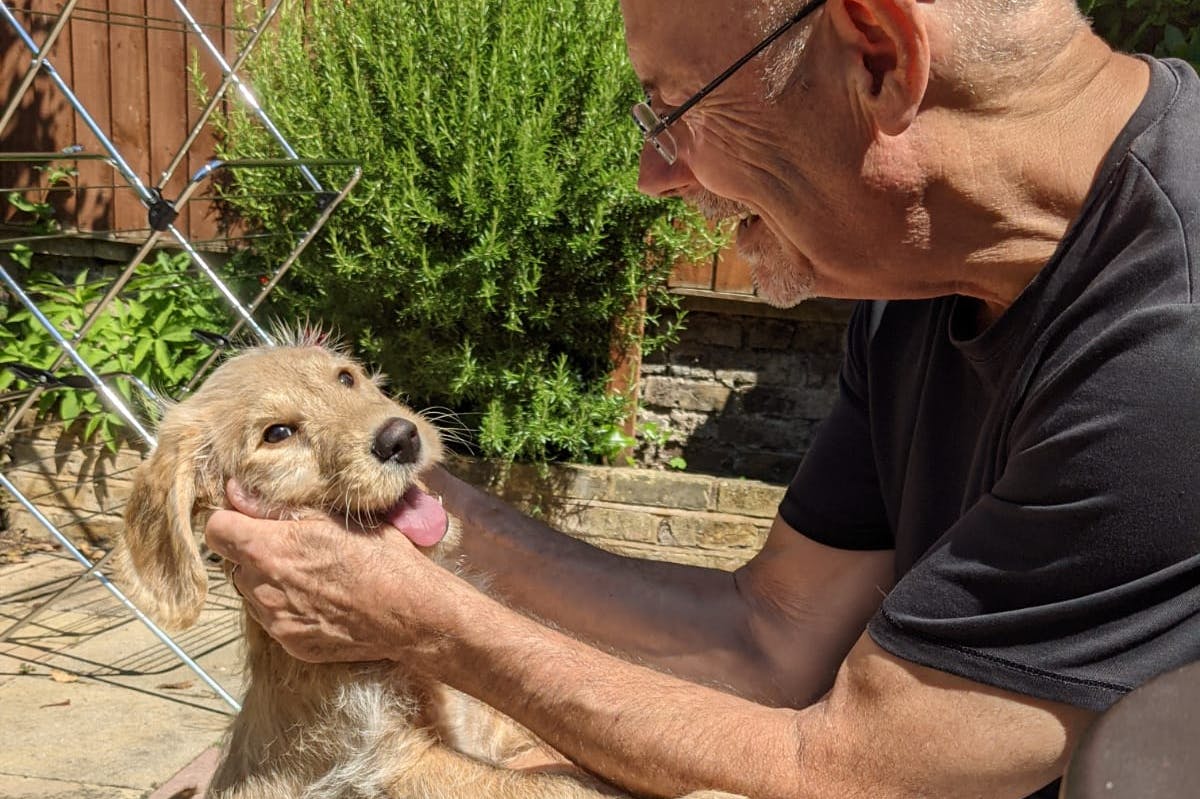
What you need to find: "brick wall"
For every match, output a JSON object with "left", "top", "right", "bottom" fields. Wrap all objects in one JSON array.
[
  {"left": 449, "top": 457, "right": 784, "bottom": 571},
  {"left": 1, "top": 417, "right": 146, "bottom": 557},
  {"left": 0, "top": 431, "right": 785, "bottom": 571},
  {"left": 636, "top": 298, "right": 853, "bottom": 484}
]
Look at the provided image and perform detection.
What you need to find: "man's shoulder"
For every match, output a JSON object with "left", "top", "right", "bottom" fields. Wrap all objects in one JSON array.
[{"left": 1125, "top": 59, "right": 1200, "bottom": 228}]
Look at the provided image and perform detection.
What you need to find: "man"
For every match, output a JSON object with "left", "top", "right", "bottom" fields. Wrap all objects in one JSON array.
[{"left": 205, "top": 0, "right": 1200, "bottom": 796}]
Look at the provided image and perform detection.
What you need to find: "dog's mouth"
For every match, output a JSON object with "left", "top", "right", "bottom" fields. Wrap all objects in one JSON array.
[{"left": 382, "top": 485, "right": 449, "bottom": 547}]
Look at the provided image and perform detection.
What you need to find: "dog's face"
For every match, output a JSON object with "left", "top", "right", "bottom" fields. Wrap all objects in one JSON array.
[
  {"left": 195, "top": 344, "right": 442, "bottom": 523},
  {"left": 119, "top": 341, "right": 452, "bottom": 629}
]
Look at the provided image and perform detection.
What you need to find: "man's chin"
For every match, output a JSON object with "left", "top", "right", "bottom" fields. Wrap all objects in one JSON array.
[{"left": 742, "top": 249, "right": 817, "bottom": 308}]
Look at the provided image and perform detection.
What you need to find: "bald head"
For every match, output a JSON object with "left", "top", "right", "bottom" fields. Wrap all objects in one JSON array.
[{"left": 747, "top": 0, "right": 1088, "bottom": 96}]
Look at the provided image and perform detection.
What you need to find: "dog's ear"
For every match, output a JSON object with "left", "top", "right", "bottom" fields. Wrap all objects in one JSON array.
[{"left": 119, "top": 420, "right": 210, "bottom": 630}]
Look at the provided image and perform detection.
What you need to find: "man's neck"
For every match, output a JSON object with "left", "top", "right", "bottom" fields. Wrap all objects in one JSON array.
[{"left": 920, "top": 33, "right": 1150, "bottom": 322}]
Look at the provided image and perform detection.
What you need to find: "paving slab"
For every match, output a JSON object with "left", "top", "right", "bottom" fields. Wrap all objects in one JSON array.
[
  {"left": 0, "top": 551, "right": 244, "bottom": 798},
  {"left": 0, "top": 773, "right": 144, "bottom": 799}
]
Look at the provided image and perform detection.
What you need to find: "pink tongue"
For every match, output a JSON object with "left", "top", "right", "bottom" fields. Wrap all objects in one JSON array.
[{"left": 385, "top": 486, "right": 449, "bottom": 547}]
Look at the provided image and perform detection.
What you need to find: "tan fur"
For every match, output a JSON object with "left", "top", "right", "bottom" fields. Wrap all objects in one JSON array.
[{"left": 117, "top": 339, "right": 737, "bottom": 799}]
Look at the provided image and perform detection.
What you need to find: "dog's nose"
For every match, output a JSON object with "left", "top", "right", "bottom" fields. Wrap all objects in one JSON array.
[{"left": 371, "top": 417, "right": 421, "bottom": 464}]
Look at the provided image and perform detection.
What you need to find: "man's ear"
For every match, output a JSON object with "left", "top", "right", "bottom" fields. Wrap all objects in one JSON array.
[{"left": 828, "top": 0, "right": 930, "bottom": 135}]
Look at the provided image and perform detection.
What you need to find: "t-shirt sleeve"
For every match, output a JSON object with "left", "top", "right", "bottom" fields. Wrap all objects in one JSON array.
[
  {"left": 869, "top": 306, "right": 1200, "bottom": 711},
  {"left": 779, "top": 301, "right": 893, "bottom": 550}
]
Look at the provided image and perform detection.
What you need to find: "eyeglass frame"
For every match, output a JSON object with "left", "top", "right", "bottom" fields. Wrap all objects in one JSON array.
[{"left": 631, "top": 0, "right": 829, "bottom": 165}]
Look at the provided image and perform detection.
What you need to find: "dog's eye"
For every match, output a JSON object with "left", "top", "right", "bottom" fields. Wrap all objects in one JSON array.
[
  {"left": 338, "top": 370, "right": 355, "bottom": 388},
  {"left": 263, "top": 424, "right": 296, "bottom": 444}
]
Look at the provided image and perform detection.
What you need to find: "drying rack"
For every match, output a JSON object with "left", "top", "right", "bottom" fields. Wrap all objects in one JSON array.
[{"left": 0, "top": 0, "right": 361, "bottom": 712}]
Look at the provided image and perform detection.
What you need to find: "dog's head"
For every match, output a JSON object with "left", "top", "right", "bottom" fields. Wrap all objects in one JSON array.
[{"left": 119, "top": 339, "right": 453, "bottom": 629}]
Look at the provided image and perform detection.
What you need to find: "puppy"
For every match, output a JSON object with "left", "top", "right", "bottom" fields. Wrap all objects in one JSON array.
[{"left": 118, "top": 333, "right": 738, "bottom": 799}]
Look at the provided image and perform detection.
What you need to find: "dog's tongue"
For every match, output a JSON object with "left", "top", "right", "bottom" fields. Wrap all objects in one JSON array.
[{"left": 386, "top": 486, "right": 448, "bottom": 547}]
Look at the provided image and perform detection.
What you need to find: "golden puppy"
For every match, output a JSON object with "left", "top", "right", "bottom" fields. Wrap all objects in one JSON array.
[{"left": 118, "top": 332, "right": 737, "bottom": 799}]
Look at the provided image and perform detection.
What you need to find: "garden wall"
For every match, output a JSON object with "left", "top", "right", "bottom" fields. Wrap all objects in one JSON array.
[
  {"left": 637, "top": 297, "right": 853, "bottom": 484},
  {"left": 0, "top": 429, "right": 784, "bottom": 571}
]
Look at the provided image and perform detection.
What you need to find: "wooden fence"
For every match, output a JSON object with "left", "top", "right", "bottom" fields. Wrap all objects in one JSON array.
[
  {"left": 0, "top": 0, "right": 763, "bottom": 299},
  {"left": 0, "top": 0, "right": 242, "bottom": 242}
]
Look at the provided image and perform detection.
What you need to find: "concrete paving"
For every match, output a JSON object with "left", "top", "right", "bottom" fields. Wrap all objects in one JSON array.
[{"left": 0, "top": 551, "right": 244, "bottom": 798}]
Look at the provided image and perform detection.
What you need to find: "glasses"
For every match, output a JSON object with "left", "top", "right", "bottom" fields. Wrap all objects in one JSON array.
[{"left": 631, "top": 0, "right": 828, "bottom": 165}]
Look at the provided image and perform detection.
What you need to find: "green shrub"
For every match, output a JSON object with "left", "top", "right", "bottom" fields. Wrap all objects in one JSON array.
[
  {"left": 1082, "top": 0, "right": 1200, "bottom": 67},
  {"left": 219, "top": 0, "right": 712, "bottom": 463}
]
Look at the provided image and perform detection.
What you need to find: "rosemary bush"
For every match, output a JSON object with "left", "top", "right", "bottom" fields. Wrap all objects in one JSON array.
[{"left": 219, "top": 0, "right": 711, "bottom": 463}]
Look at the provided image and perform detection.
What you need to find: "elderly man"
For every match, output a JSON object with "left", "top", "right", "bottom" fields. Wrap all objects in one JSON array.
[{"left": 206, "top": 0, "right": 1200, "bottom": 796}]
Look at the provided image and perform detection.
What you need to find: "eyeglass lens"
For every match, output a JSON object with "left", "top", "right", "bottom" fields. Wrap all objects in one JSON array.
[{"left": 631, "top": 102, "right": 679, "bottom": 165}]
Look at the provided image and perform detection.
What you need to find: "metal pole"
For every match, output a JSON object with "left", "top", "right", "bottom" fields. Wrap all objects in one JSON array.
[
  {"left": 184, "top": 165, "right": 362, "bottom": 389},
  {"left": 0, "top": 264, "right": 157, "bottom": 445},
  {"left": 0, "top": 3, "right": 154, "bottom": 205},
  {"left": 0, "top": 473, "right": 241, "bottom": 712},
  {"left": 0, "top": 0, "right": 81, "bottom": 137},
  {"left": 167, "top": 0, "right": 324, "bottom": 194},
  {"left": 156, "top": 0, "right": 287, "bottom": 188}
]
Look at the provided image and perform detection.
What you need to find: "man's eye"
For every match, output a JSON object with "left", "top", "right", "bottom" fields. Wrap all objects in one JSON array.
[{"left": 263, "top": 424, "right": 296, "bottom": 444}]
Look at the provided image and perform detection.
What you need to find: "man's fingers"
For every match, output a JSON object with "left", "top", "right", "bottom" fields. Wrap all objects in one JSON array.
[{"left": 204, "top": 508, "right": 278, "bottom": 562}]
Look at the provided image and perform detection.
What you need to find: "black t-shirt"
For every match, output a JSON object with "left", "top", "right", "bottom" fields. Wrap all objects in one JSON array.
[{"left": 780, "top": 57, "right": 1200, "bottom": 798}]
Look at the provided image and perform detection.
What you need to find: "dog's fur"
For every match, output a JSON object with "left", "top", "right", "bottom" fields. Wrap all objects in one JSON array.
[{"left": 117, "top": 335, "right": 737, "bottom": 799}]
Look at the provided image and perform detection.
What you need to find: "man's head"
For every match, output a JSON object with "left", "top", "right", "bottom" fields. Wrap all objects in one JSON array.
[{"left": 619, "top": 0, "right": 1091, "bottom": 307}]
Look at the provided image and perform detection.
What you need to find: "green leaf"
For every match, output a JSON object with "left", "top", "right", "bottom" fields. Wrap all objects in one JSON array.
[
  {"left": 157, "top": 325, "right": 197, "bottom": 343},
  {"left": 132, "top": 337, "right": 153, "bottom": 367},
  {"left": 154, "top": 339, "right": 172, "bottom": 373},
  {"left": 59, "top": 391, "right": 81, "bottom": 423},
  {"left": 152, "top": 303, "right": 176, "bottom": 333},
  {"left": 83, "top": 412, "right": 104, "bottom": 441}
]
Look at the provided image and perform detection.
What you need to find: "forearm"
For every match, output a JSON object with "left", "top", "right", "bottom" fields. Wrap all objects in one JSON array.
[
  {"left": 421, "top": 575, "right": 1086, "bottom": 799},
  {"left": 429, "top": 467, "right": 773, "bottom": 695},
  {"left": 430, "top": 571, "right": 807, "bottom": 799}
]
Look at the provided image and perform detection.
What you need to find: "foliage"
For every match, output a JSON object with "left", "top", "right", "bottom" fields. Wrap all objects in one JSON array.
[
  {"left": 1081, "top": 0, "right": 1200, "bottom": 68},
  {"left": 217, "top": 0, "right": 714, "bottom": 463},
  {"left": 0, "top": 251, "right": 233, "bottom": 451},
  {"left": 595, "top": 418, "right": 688, "bottom": 470}
]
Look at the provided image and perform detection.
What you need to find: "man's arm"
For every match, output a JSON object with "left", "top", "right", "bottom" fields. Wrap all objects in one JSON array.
[
  {"left": 427, "top": 466, "right": 894, "bottom": 706},
  {"left": 434, "top": 584, "right": 1096, "bottom": 799},
  {"left": 206, "top": 495, "right": 1095, "bottom": 797}
]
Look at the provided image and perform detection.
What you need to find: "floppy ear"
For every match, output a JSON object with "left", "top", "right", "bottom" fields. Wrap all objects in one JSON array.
[{"left": 118, "top": 421, "right": 210, "bottom": 630}]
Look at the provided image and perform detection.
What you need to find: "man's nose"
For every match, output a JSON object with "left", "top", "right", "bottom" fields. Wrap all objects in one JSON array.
[{"left": 636, "top": 142, "right": 698, "bottom": 198}]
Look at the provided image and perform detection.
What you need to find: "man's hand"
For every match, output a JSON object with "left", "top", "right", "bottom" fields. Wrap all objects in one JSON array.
[{"left": 204, "top": 480, "right": 458, "bottom": 664}]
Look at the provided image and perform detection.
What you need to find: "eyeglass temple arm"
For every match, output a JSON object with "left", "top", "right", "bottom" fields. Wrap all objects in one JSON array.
[{"left": 656, "top": 0, "right": 829, "bottom": 132}]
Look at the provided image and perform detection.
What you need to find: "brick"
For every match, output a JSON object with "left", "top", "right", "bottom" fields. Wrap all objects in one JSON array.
[
  {"left": 448, "top": 459, "right": 607, "bottom": 504},
  {"left": 731, "top": 452, "right": 805, "bottom": 485},
  {"left": 592, "top": 540, "right": 752, "bottom": 571},
  {"left": 688, "top": 320, "right": 743, "bottom": 349},
  {"left": 642, "top": 377, "right": 731, "bottom": 413},
  {"left": 653, "top": 510, "right": 768, "bottom": 549},
  {"left": 721, "top": 413, "right": 814, "bottom": 449},
  {"left": 740, "top": 387, "right": 837, "bottom": 420},
  {"left": 715, "top": 480, "right": 786, "bottom": 518},
  {"left": 663, "top": 411, "right": 712, "bottom": 438},
  {"left": 714, "top": 369, "right": 759, "bottom": 388},
  {"left": 549, "top": 505, "right": 660, "bottom": 545},
  {"left": 746, "top": 319, "right": 799, "bottom": 351},
  {"left": 605, "top": 470, "right": 713, "bottom": 511},
  {"left": 666, "top": 364, "right": 717, "bottom": 381}
]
